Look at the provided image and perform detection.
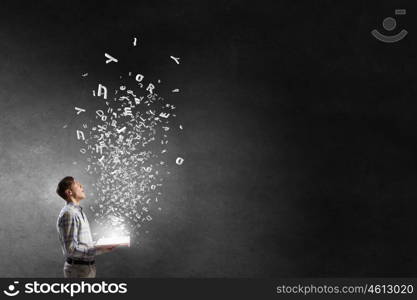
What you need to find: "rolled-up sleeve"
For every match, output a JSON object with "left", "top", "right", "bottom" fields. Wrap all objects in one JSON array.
[{"left": 59, "top": 211, "right": 96, "bottom": 259}]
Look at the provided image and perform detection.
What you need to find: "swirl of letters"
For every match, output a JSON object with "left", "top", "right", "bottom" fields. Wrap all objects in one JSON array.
[{"left": 72, "top": 38, "right": 184, "bottom": 245}]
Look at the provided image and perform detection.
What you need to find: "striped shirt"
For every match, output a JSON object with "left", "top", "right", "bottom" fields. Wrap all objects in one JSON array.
[{"left": 56, "top": 202, "right": 97, "bottom": 262}]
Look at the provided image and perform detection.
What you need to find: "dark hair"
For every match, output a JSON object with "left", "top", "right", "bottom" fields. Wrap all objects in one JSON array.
[{"left": 56, "top": 176, "right": 75, "bottom": 201}]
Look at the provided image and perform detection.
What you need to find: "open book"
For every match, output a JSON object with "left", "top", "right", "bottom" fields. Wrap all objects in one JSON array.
[{"left": 95, "top": 235, "right": 130, "bottom": 247}]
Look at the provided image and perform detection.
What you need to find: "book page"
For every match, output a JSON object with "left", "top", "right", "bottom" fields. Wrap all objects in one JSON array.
[{"left": 95, "top": 236, "right": 130, "bottom": 247}]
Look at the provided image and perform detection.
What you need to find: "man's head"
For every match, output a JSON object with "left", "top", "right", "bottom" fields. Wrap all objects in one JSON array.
[{"left": 56, "top": 176, "right": 86, "bottom": 202}]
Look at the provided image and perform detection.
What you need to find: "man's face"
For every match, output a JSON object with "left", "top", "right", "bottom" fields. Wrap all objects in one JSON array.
[{"left": 68, "top": 180, "right": 86, "bottom": 200}]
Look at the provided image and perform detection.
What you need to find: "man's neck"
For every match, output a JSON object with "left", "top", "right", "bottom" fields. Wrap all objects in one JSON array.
[{"left": 67, "top": 199, "right": 80, "bottom": 206}]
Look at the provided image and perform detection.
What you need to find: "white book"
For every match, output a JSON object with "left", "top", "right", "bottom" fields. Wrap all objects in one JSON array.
[{"left": 95, "top": 235, "right": 130, "bottom": 247}]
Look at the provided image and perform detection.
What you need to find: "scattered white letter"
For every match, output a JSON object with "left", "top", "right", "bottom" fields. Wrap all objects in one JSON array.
[
  {"left": 135, "top": 74, "right": 144, "bottom": 82},
  {"left": 97, "top": 84, "right": 107, "bottom": 99},
  {"left": 146, "top": 83, "right": 155, "bottom": 94},
  {"left": 76, "top": 130, "right": 85, "bottom": 140},
  {"left": 75, "top": 107, "right": 86, "bottom": 115},
  {"left": 176, "top": 157, "right": 184, "bottom": 165},
  {"left": 170, "top": 56, "right": 180, "bottom": 64},
  {"left": 159, "top": 112, "right": 170, "bottom": 118},
  {"left": 105, "top": 53, "right": 118, "bottom": 64}
]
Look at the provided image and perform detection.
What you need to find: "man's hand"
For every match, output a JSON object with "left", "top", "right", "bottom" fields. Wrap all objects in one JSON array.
[{"left": 94, "top": 244, "right": 118, "bottom": 255}]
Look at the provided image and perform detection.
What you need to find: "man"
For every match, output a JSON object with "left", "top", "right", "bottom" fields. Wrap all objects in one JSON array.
[{"left": 56, "top": 176, "right": 116, "bottom": 278}]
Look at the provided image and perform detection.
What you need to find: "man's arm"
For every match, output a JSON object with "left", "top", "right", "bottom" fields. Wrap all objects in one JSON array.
[
  {"left": 94, "top": 243, "right": 118, "bottom": 255},
  {"left": 59, "top": 211, "right": 96, "bottom": 259}
]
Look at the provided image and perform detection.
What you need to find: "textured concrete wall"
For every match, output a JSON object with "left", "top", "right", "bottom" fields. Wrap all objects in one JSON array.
[{"left": 1, "top": 1, "right": 416, "bottom": 277}]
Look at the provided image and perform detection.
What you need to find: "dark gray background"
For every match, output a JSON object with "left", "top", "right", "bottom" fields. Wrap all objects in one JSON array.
[{"left": 0, "top": 0, "right": 416, "bottom": 277}]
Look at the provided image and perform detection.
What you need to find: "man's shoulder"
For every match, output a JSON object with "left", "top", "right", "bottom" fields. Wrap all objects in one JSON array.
[
  {"left": 57, "top": 209, "right": 81, "bottom": 230},
  {"left": 57, "top": 205, "right": 79, "bottom": 220}
]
